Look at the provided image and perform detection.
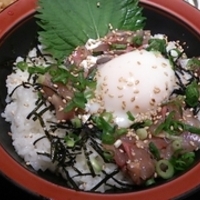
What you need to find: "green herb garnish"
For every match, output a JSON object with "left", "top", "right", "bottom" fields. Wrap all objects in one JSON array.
[
  {"left": 16, "top": 61, "right": 28, "bottom": 71},
  {"left": 146, "top": 38, "right": 167, "bottom": 54},
  {"left": 28, "top": 66, "right": 49, "bottom": 75},
  {"left": 111, "top": 43, "right": 127, "bottom": 50},
  {"left": 149, "top": 142, "right": 160, "bottom": 160},
  {"left": 170, "top": 152, "right": 195, "bottom": 171},
  {"left": 155, "top": 110, "right": 200, "bottom": 135},
  {"left": 64, "top": 133, "right": 80, "bottom": 147},
  {"left": 185, "top": 81, "right": 200, "bottom": 107},
  {"left": 132, "top": 35, "right": 143, "bottom": 46},
  {"left": 36, "top": 0, "right": 146, "bottom": 59},
  {"left": 127, "top": 111, "right": 135, "bottom": 121},
  {"left": 64, "top": 91, "right": 87, "bottom": 112},
  {"left": 92, "top": 115, "right": 128, "bottom": 144},
  {"left": 156, "top": 159, "right": 174, "bottom": 179},
  {"left": 186, "top": 58, "right": 200, "bottom": 70}
]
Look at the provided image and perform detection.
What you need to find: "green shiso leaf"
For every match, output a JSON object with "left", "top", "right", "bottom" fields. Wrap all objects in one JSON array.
[{"left": 35, "top": 0, "right": 146, "bottom": 59}]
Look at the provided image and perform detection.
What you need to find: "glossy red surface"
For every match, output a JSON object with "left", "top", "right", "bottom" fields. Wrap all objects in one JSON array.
[{"left": 0, "top": 0, "right": 200, "bottom": 200}]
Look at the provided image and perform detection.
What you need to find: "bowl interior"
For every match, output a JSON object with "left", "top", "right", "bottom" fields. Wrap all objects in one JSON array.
[{"left": 0, "top": 2, "right": 200, "bottom": 194}]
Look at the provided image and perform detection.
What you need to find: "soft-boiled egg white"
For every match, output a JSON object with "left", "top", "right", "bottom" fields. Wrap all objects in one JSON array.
[{"left": 86, "top": 49, "right": 176, "bottom": 128}]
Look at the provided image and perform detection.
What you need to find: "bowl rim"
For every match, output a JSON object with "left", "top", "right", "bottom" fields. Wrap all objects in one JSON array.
[{"left": 0, "top": 0, "right": 200, "bottom": 200}]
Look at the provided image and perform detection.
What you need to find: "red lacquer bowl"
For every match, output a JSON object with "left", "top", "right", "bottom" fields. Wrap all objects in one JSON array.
[{"left": 0, "top": 0, "right": 200, "bottom": 199}]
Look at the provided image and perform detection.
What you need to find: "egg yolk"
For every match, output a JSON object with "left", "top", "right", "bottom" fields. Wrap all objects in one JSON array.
[{"left": 87, "top": 49, "right": 176, "bottom": 128}]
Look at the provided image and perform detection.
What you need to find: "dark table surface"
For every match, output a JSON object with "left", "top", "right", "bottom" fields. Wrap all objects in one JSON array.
[{"left": 0, "top": 173, "right": 199, "bottom": 200}]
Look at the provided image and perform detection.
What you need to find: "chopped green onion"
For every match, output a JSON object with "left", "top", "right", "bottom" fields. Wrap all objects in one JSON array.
[
  {"left": 126, "top": 111, "right": 135, "bottom": 121},
  {"left": 100, "top": 112, "right": 113, "bottom": 122},
  {"left": 131, "top": 35, "right": 143, "bottom": 46},
  {"left": 64, "top": 91, "right": 86, "bottom": 112},
  {"left": 73, "top": 92, "right": 86, "bottom": 109},
  {"left": 64, "top": 133, "right": 80, "bottom": 147},
  {"left": 136, "top": 128, "right": 148, "bottom": 140},
  {"left": 111, "top": 43, "right": 127, "bottom": 50},
  {"left": 92, "top": 115, "right": 114, "bottom": 133},
  {"left": 155, "top": 110, "right": 200, "bottom": 135},
  {"left": 168, "top": 48, "right": 181, "bottom": 58},
  {"left": 145, "top": 178, "right": 156, "bottom": 186},
  {"left": 75, "top": 71, "right": 86, "bottom": 91},
  {"left": 84, "top": 89, "right": 95, "bottom": 99},
  {"left": 86, "top": 80, "right": 97, "bottom": 90},
  {"left": 50, "top": 69, "right": 70, "bottom": 84},
  {"left": 115, "top": 128, "right": 127, "bottom": 136},
  {"left": 185, "top": 81, "right": 199, "bottom": 107},
  {"left": 186, "top": 58, "right": 200, "bottom": 70},
  {"left": 101, "top": 131, "right": 115, "bottom": 144},
  {"left": 87, "top": 68, "right": 97, "bottom": 80},
  {"left": 92, "top": 115, "right": 116, "bottom": 144},
  {"left": 156, "top": 159, "right": 174, "bottom": 179},
  {"left": 143, "top": 119, "right": 153, "bottom": 127},
  {"left": 172, "top": 139, "right": 182, "bottom": 151},
  {"left": 149, "top": 142, "right": 160, "bottom": 160},
  {"left": 170, "top": 152, "right": 195, "bottom": 171},
  {"left": 64, "top": 100, "right": 75, "bottom": 112},
  {"left": 146, "top": 38, "right": 167, "bottom": 54},
  {"left": 71, "top": 117, "right": 82, "bottom": 128},
  {"left": 103, "top": 150, "right": 114, "bottom": 162},
  {"left": 90, "top": 157, "right": 103, "bottom": 172},
  {"left": 48, "top": 65, "right": 75, "bottom": 84},
  {"left": 154, "top": 111, "right": 180, "bottom": 135},
  {"left": 37, "top": 75, "right": 45, "bottom": 84},
  {"left": 66, "top": 139, "right": 75, "bottom": 147},
  {"left": 183, "top": 123, "right": 200, "bottom": 134},
  {"left": 16, "top": 61, "right": 28, "bottom": 71},
  {"left": 28, "top": 66, "right": 49, "bottom": 75}
]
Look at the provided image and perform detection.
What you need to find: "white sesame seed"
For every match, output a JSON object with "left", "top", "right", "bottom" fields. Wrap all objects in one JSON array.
[
  {"left": 127, "top": 82, "right": 133, "bottom": 87},
  {"left": 126, "top": 160, "right": 131, "bottom": 164},
  {"left": 62, "top": 99, "right": 67, "bottom": 104},
  {"left": 53, "top": 84, "right": 58, "bottom": 88},
  {"left": 117, "top": 86, "right": 123, "bottom": 90},
  {"left": 108, "top": 94, "right": 114, "bottom": 98},
  {"left": 154, "top": 87, "right": 161, "bottom": 94},
  {"left": 119, "top": 149, "right": 124, "bottom": 153},
  {"left": 58, "top": 106, "right": 64, "bottom": 111},
  {"left": 135, "top": 80, "right": 139, "bottom": 85},
  {"left": 131, "top": 97, "right": 135, "bottom": 102},
  {"left": 135, "top": 105, "right": 140, "bottom": 109},
  {"left": 189, "top": 141, "right": 195, "bottom": 147},
  {"left": 114, "top": 139, "right": 122, "bottom": 148},
  {"left": 88, "top": 124, "right": 94, "bottom": 129},
  {"left": 134, "top": 90, "right": 139, "bottom": 94}
]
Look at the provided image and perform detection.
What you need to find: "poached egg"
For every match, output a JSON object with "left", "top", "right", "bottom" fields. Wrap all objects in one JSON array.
[{"left": 87, "top": 49, "right": 176, "bottom": 128}]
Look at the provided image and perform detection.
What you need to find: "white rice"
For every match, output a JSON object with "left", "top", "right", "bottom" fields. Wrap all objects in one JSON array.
[
  {"left": 1, "top": 46, "right": 130, "bottom": 192},
  {"left": 1, "top": 35, "right": 198, "bottom": 192},
  {"left": 2, "top": 67, "right": 58, "bottom": 171}
]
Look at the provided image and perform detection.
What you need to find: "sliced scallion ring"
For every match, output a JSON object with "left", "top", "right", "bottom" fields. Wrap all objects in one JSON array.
[
  {"left": 156, "top": 159, "right": 174, "bottom": 179},
  {"left": 90, "top": 157, "right": 103, "bottom": 172},
  {"left": 145, "top": 178, "right": 156, "bottom": 186},
  {"left": 71, "top": 117, "right": 82, "bottom": 128},
  {"left": 172, "top": 139, "right": 182, "bottom": 151},
  {"left": 136, "top": 128, "right": 148, "bottom": 140},
  {"left": 103, "top": 150, "right": 114, "bottom": 161}
]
